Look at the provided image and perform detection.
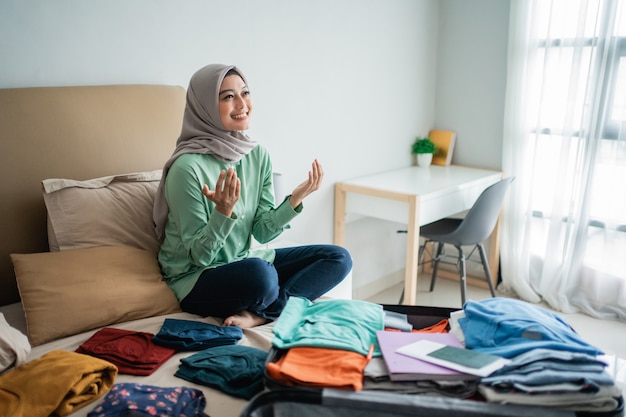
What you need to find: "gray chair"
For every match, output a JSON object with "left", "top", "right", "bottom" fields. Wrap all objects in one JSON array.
[{"left": 400, "top": 176, "right": 514, "bottom": 305}]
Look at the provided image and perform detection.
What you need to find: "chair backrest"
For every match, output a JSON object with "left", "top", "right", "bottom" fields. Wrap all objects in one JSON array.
[{"left": 450, "top": 176, "right": 515, "bottom": 245}]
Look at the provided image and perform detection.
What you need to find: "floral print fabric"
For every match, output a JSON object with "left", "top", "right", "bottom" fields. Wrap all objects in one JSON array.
[{"left": 87, "top": 382, "right": 206, "bottom": 417}]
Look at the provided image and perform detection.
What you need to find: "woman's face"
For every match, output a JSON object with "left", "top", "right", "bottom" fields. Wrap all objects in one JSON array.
[{"left": 218, "top": 74, "right": 253, "bottom": 131}]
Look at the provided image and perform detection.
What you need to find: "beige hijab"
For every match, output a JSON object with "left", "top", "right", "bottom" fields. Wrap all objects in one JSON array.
[{"left": 153, "top": 64, "right": 257, "bottom": 240}]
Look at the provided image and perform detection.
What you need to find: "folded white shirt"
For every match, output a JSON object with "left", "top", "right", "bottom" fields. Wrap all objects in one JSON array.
[{"left": 0, "top": 312, "right": 30, "bottom": 373}]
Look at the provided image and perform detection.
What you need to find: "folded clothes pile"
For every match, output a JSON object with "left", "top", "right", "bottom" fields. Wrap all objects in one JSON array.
[{"left": 452, "top": 298, "right": 621, "bottom": 413}]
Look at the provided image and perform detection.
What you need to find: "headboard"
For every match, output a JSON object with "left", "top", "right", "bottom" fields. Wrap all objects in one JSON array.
[{"left": 0, "top": 85, "right": 186, "bottom": 306}]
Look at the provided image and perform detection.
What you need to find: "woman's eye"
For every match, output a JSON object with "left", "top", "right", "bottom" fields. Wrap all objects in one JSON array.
[{"left": 222, "top": 94, "right": 234, "bottom": 100}]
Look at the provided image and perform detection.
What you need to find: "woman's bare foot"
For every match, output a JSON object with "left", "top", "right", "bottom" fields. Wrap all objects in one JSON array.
[{"left": 223, "top": 310, "right": 269, "bottom": 328}]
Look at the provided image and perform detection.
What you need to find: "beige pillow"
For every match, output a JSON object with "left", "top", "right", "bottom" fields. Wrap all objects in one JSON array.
[
  {"left": 11, "top": 245, "right": 181, "bottom": 346},
  {"left": 42, "top": 170, "right": 162, "bottom": 254}
]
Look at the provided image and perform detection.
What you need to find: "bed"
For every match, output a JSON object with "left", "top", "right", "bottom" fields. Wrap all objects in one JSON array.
[{"left": 0, "top": 84, "right": 351, "bottom": 417}]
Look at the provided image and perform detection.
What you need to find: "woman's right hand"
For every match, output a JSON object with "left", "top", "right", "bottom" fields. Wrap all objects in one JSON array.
[
  {"left": 202, "top": 167, "right": 240, "bottom": 217},
  {"left": 289, "top": 159, "right": 324, "bottom": 208}
]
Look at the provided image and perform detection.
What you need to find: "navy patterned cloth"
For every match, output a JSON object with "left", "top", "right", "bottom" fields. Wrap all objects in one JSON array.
[{"left": 87, "top": 382, "right": 206, "bottom": 417}]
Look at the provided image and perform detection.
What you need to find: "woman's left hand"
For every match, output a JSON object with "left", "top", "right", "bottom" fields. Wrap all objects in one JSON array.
[{"left": 289, "top": 159, "right": 324, "bottom": 208}]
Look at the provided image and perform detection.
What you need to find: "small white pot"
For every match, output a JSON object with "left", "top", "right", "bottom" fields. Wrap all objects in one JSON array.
[{"left": 416, "top": 153, "right": 433, "bottom": 167}]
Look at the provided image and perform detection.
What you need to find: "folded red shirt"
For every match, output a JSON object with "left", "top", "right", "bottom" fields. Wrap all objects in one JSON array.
[{"left": 76, "top": 327, "right": 176, "bottom": 376}]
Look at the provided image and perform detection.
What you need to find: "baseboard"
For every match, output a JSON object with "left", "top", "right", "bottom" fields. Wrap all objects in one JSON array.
[
  {"left": 352, "top": 264, "right": 491, "bottom": 302},
  {"left": 353, "top": 270, "right": 404, "bottom": 300}
]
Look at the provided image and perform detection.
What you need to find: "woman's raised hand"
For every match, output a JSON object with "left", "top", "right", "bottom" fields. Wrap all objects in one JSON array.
[
  {"left": 202, "top": 167, "right": 240, "bottom": 217},
  {"left": 289, "top": 159, "right": 324, "bottom": 208}
]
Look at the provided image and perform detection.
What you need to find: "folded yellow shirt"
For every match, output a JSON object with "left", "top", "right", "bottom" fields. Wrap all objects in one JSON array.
[{"left": 0, "top": 349, "right": 117, "bottom": 417}]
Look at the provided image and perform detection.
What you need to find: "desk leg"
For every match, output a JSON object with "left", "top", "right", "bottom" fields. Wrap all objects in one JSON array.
[
  {"left": 403, "top": 195, "right": 420, "bottom": 305},
  {"left": 333, "top": 184, "right": 346, "bottom": 246}
]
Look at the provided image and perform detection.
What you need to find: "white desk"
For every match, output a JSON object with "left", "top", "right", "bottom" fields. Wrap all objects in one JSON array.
[{"left": 333, "top": 165, "right": 502, "bottom": 305}]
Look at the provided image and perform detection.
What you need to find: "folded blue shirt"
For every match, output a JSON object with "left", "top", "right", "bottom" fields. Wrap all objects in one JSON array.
[
  {"left": 481, "top": 348, "right": 614, "bottom": 393},
  {"left": 153, "top": 318, "right": 243, "bottom": 351},
  {"left": 459, "top": 298, "right": 603, "bottom": 358}
]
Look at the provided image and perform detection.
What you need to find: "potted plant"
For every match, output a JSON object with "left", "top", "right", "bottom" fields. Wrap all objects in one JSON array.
[{"left": 411, "top": 136, "right": 437, "bottom": 167}]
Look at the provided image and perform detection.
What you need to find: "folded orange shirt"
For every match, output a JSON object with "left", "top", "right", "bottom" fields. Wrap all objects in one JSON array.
[
  {"left": 414, "top": 318, "right": 449, "bottom": 333},
  {"left": 266, "top": 345, "right": 373, "bottom": 391},
  {"left": 384, "top": 318, "right": 449, "bottom": 334}
]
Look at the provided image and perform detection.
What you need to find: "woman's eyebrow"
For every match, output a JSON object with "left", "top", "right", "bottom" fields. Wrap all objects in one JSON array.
[{"left": 218, "top": 85, "right": 249, "bottom": 96}]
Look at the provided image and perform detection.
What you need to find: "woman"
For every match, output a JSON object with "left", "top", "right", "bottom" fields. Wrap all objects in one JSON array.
[{"left": 153, "top": 64, "right": 352, "bottom": 328}]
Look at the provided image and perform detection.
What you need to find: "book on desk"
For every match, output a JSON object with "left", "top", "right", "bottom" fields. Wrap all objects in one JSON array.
[
  {"left": 429, "top": 129, "right": 456, "bottom": 166},
  {"left": 376, "top": 331, "right": 479, "bottom": 382}
]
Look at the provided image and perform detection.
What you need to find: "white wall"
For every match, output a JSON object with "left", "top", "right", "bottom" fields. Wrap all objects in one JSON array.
[
  {"left": 0, "top": 0, "right": 509, "bottom": 298},
  {"left": 348, "top": 0, "right": 511, "bottom": 296},
  {"left": 435, "top": 0, "right": 510, "bottom": 171}
]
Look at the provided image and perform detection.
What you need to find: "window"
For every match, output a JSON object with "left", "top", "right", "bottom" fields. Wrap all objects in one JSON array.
[{"left": 530, "top": 0, "right": 626, "bottom": 237}]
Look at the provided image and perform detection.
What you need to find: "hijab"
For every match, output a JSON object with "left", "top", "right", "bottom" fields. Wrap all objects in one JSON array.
[{"left": 153, "top": 64, "right": 257, "bottom": 240}]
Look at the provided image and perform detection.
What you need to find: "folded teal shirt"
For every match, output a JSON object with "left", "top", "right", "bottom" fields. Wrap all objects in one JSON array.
[
  {"left": 272, "top": 297, "right": 385, "bottom": 356},
  {"left": 175, "top": 345, "right": 266, "bottom": 400}
]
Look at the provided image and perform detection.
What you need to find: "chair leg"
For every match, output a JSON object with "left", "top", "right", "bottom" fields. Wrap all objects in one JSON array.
[
  {"left": 456, "top": 245, "right": 467, "bottom": 306},
  {"left": 399, "top": 241, "right": 429, "bottom": 304},
  {"left": 429, "top": 242, "right": 444, "bottom": 292},
  {"left": 418, "top": 240, "right": 427, "bottom": 266},
  {"left": 477, "top": 243, "right": 497, "bottom": 297}
]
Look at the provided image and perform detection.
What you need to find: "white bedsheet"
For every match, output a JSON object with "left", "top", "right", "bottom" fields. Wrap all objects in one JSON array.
[{"left": 1, "top": 303, "right": 276, "bottom": 417}]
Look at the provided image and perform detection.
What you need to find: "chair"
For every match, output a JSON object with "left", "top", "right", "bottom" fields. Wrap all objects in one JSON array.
[{"left": 399, "top": 176, "right": 514, "bottom": 305}]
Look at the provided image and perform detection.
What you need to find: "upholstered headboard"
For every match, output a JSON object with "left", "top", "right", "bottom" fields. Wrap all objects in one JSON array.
[{"left": 0, "top": 85, "right": 186, "bottom": 306}]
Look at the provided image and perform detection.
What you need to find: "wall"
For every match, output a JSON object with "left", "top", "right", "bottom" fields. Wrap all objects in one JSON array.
[
  {"left": 349, "top": 0, "right": 511, "bottom": 296},
  {"left": 0, "top": 0, "right": 437, "bottom": 295},
  {"left": 0, "top": 0, "right": 509, "bottom": 298},
  {"left": 426, "top": 0, "right": 511, "bottom": 282},
  {"left": 435, "top": 0, "right": 510, "bottom": 170}
]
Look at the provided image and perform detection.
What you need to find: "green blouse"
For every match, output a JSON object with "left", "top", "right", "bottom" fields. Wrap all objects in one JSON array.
[{"left": 158, "top": 145, "right": 301, "bottom": 301}]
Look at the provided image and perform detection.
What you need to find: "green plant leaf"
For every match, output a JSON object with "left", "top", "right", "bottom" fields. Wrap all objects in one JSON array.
[{"left": 411, "top": 137, "right": 436, "bottom": 154}]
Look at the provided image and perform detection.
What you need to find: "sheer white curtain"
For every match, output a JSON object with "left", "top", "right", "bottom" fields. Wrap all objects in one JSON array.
[{"left": 501, "top": 0, "right": 626, "bottom": 320}]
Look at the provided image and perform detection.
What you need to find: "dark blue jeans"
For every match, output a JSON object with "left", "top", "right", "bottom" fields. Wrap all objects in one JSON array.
[{"left": 180, "top": 244, "right": 352, "bottom": 320}]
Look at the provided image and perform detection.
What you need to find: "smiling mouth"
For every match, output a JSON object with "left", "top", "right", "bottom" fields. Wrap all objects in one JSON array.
[{"left": 232, "top": 112, "right": 247, "bottom": 120}]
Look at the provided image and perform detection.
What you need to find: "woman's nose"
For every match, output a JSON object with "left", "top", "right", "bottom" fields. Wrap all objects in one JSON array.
[{"left": 234, "top": 96, "right": 246, "bottom": 109}]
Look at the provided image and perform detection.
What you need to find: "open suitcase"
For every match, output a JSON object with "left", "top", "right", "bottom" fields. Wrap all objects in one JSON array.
[
  {"left": 240, "top": 387, "right": 579, "bottom": 417},
  {"left": 258, "top": 303, "right": 624, "bottom": 417}
]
